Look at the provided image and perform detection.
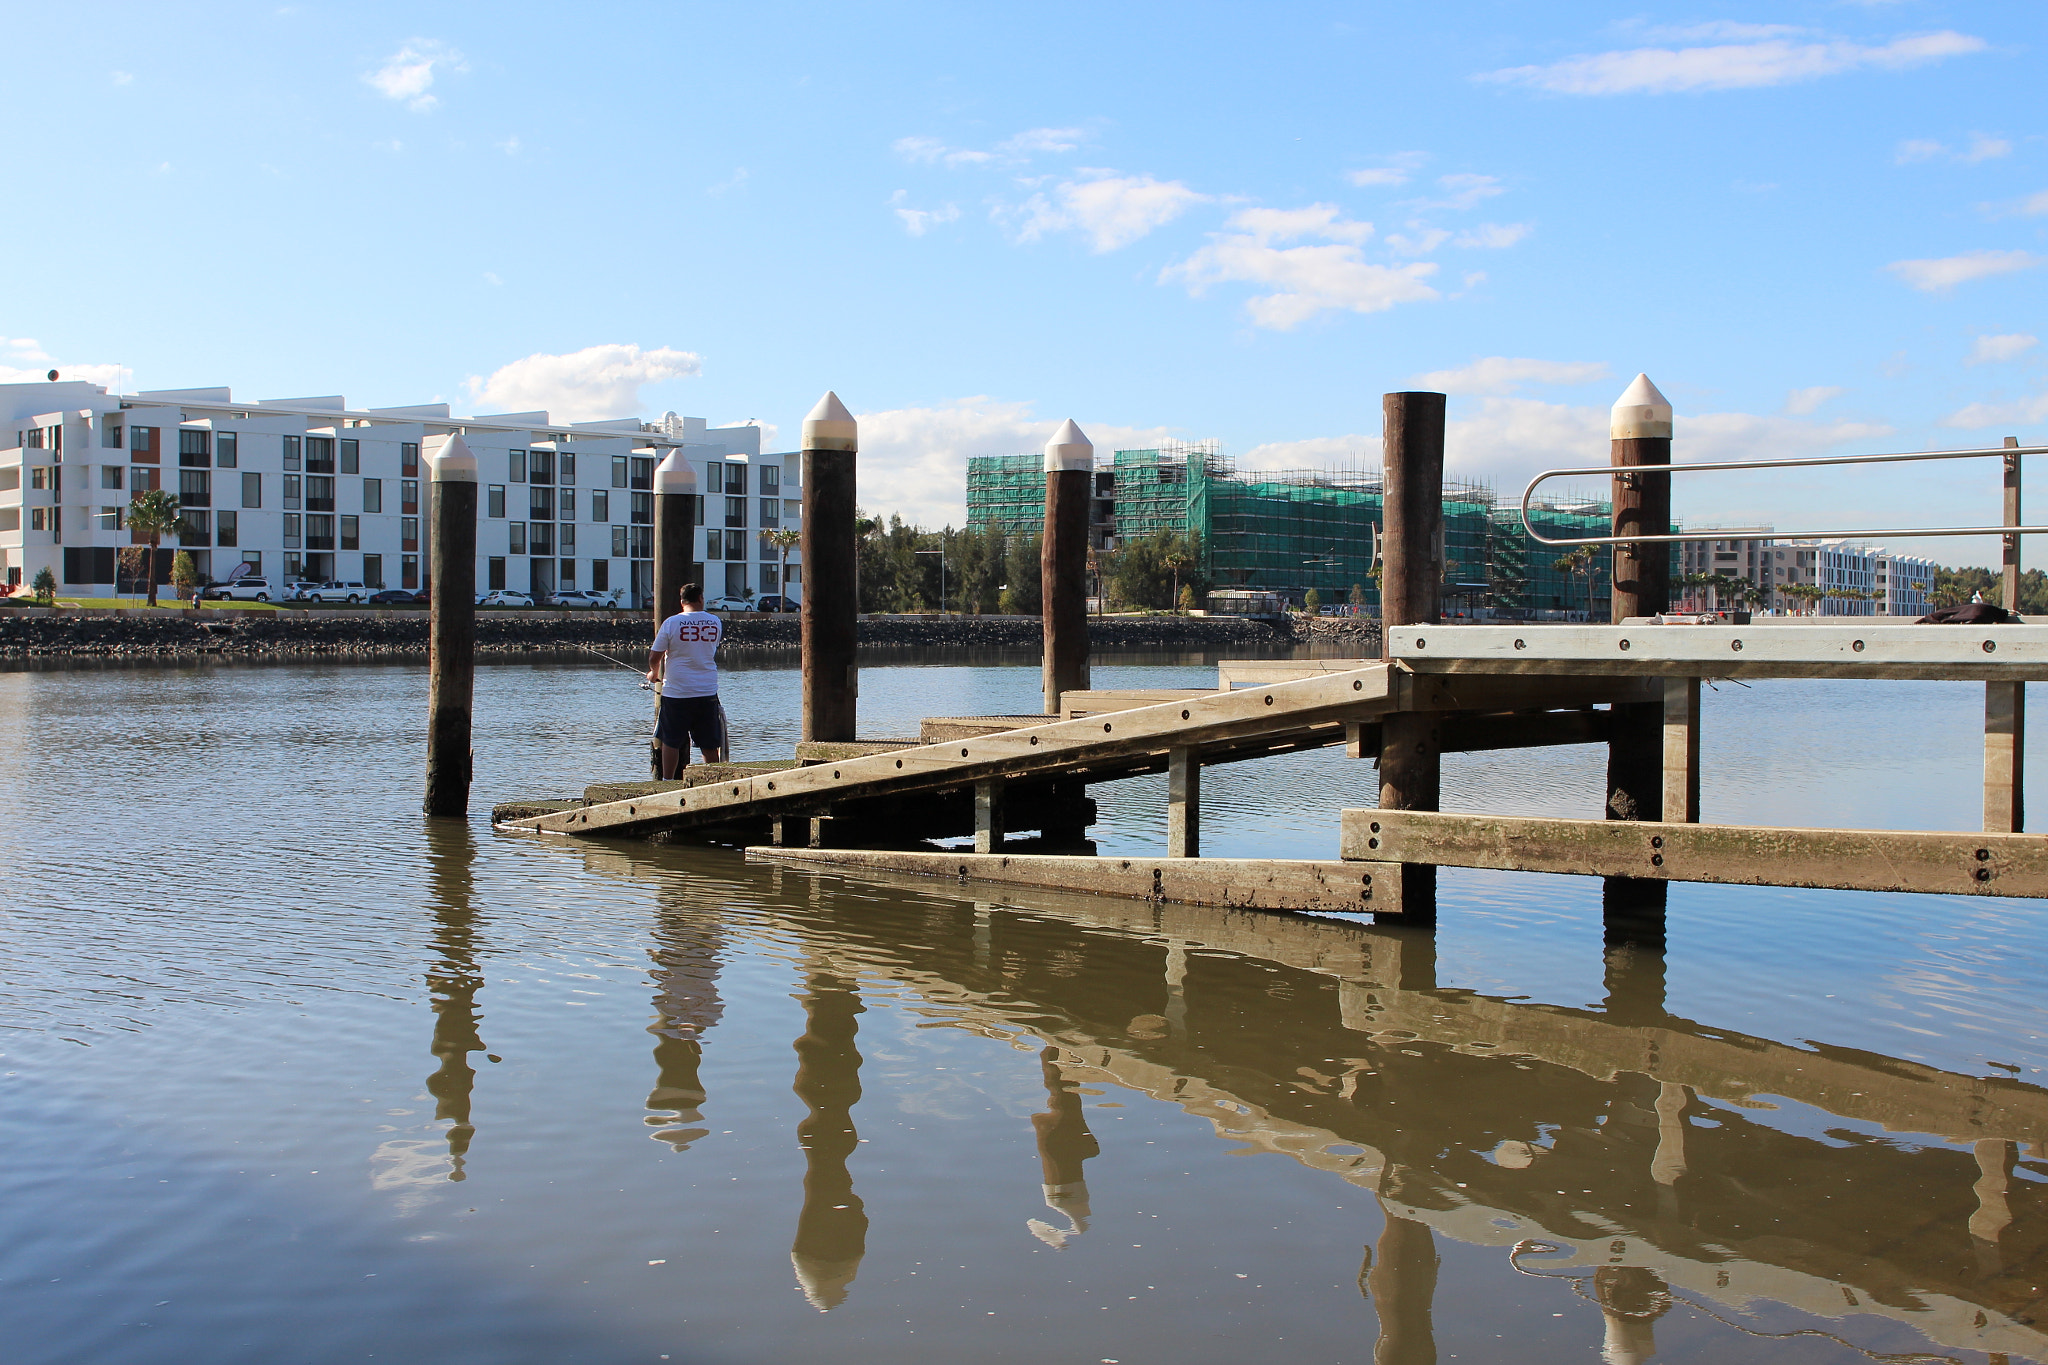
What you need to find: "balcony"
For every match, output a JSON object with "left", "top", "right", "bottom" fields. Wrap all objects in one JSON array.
[
  {"left": 306, "top": 498, "right": 335, "bottom": 512},
  {"left": 306, "top": 535, "right": 336, "bottom": 551}
]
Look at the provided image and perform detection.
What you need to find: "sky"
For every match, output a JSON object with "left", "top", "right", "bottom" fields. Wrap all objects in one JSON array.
[{"left": 4, "top": 1, "right": 2046, "bottom": 563}]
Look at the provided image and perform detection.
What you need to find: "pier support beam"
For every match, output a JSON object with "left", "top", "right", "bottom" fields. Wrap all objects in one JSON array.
[
  {"left": 1167, "top": 746, "right": 1200, "bottom": 857},
  {"left": 1374, "top": 391, "right": 1447, "bottom": 925},
  {"left": 1988, "top": 436, "right": 2025, "bottom": 833},
  {"left": 975, "top": 778, "right": 1005, "bottom": 854},
  {"left": 1662, "top": 677, "right": 1700, "bottom": 824},
  {"left": 423, "top": 434, "right": 478, "bottom": 818},
  {"left": 652, "top": 452, "right": 698, "bottom": 630},
  {"left": 1042, "top": 420, "right": 1093, "bottom": 715},
  {"left": 801, "top": 392, "right": 859, "bottom": 743}
]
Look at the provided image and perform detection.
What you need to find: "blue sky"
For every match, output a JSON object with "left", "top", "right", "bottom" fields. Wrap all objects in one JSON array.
[{"left": 4, "top": 1, "right": 2045, "bottom": 561}]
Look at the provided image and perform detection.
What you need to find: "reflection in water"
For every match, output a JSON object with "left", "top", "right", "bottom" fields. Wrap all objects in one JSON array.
[
  {"left": 644, "top": 903, "right": 725, "bottom": 1151},
  {"left": 1026, "top": 1046, "right": 1101, "bottom": 1249},
  {"left": 1365, "top": 1202, "right": 1439, "bottom": 1365},
  {"left": 789, "top": 967, "right": 868, "bottom": 1311},
  {"left": 422, "top": 822, "right": 486, "bottom": 1181}
]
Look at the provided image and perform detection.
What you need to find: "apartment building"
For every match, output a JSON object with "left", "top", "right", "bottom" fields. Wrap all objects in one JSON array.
[{"left": 0, "top": 381, "right": 800, "bottom": 606}]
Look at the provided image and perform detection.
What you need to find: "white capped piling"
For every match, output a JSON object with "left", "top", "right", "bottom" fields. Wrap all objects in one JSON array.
[
  {"left": 1988, "top": 435, "right": 2026, "bottom": 832},
  {"left": 1042, "top": 418, "right": 1093, "bottom": 715},
  {"left": 802, "top": 392, "right": 859, "bottom": 743},
  {"left": 653, "top": 451, "right": 698, "bottom": 629},
  {"left": 1375, "top": 392, "right": 1447, "bottom": 922},
  {"left": 423, "top": 433, "right": 478, "bottom": 817}
]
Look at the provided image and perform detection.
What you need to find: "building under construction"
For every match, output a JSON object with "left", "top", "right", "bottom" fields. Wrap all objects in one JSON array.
[{"left": 965, "top": 442, "right": 1621, "bottom": 617}]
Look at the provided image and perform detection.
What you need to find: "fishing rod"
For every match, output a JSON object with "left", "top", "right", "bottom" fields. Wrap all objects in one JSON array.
[{"left": 582, "top": 646, "right": 656, "bottom": 690}]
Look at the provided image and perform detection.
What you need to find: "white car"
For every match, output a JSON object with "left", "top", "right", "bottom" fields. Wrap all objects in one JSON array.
[
  {"left": 550, "top": 589, "right": 621, "bottom": 609},
  {"left": 705, "top": 595, "right": 755, "bottom": 612},
  {"left": 210, "top": 576, "right": 276, "bottom": 602},
  {"left": 479, "top": 589, "right": 535, "bottom": 607},
  {"left": 298, "top": 580, "right": 371, "bottom": 604}
]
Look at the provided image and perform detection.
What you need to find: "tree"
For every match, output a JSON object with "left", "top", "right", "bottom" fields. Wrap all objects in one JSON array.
[
  {"left": 126, "top": 489, "right": 182, "bottom": 608},
  {"left": 171, "top": 550, "right": 199, "bottom": 602},
  {"left": 1104, "top": 530, "right": 1205, "bottom": 611},
  {"left": 1553, "top": 545, "right": 1595, "bottom": 618},
  {"left": 1303, "top": 587, "right": 1322, "bottom": 613},
  {"left": 763, "top": 528, "right": 801, "bottom": 609},
  {"left": 1164, "top": 547, "right": 1192, "bottom": 613},
  {"left": 1002, "top": 531, "right": 1041, "bottom": 615},
  {"left": 1179, "top": 583, "right": 1199, "bottom": 613},
  {"left": 30, "top": 566, "right": 56, "bottom": 605},
  {"left": 1349, "top": 582, "right": 1366, "bottom": 611}
]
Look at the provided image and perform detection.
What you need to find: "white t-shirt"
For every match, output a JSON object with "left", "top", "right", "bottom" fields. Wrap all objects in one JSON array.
[{"left": 652, "top": 608, "right": 722, "bottom": 698}]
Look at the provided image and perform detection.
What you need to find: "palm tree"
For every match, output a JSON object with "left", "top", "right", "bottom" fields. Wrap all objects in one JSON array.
[
  {"left": 852, "top": 514, "right": 879, "bottom": 611},
  {"left": 1552, "top": 545, "right": 1595, "bottom": 619},
  {"left": 763, "top": 528, "right": 801, "bottom": 610},
  {"left": 1164, "top": 548, "right": 1192, "bottom": 613},
  {"left": 126, "top": 488, "right": 182, "bottom": 608}
]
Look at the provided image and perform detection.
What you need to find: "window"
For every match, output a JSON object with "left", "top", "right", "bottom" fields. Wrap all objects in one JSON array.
[
  {"left": 591, "top": 489, "right": 608, "bottom": 521},
  {"left": 401, "top": 479, "right": 419, "bottom": 514},
  {"left": 283, "top": 474, "right": 301, "bottom": 509},
  {"left": 530, "top": 449, "right": 553, "bottom": 485},
  {"left": 48, "top": 424, "right": 60, "bottom": 453},
  {"left": 362, "top": 478, "right": 382, "bottom": 514},
  {"left": 216, "top": 511, "right": 238, "bottom": 547},
  {"left": 529, "top": 486, "right": 554, "bottom": 521},
  {"left": 340, "top": 439, "right": 359, "bottom": 474},
  {"left": 487, "top": 485, "right": 505, "bottom": 518},
  {"left": 560, "top": 452, "right": 576, "bottom": 484},
  {"left": 131, "top": 426, "right": 159, "bottom": 462},
  {"left": 216, "top": 431, "right": 237, "bottom": 468},
  {"left": 761, "top": 465, "right": 779, "bottom": 495},
  {"left": 242, "top": 472, "right": 262, "bottom": 508},
  {"left": 760, "top": 497, "right": 779, "bottom": 527},
  {"left": 559, "top": 488, "right": 576, "bottom": 521},
  {"left": 560, "top": 522, "right": 575, "bottom": 555},
  {"left": 21, "top": 427, "right": 42, "bottom": 449},
  {"left": 400, "top": 443, "right": 419, "bottom": 477},
  {"left": 28, "top": 507, "right": 54, "bottom": 532},
  {"left": 130, "top": 466, "right": 159, "bottom": 494},
  {"left": 29, "top": 466, "right": 56, "bottom": 490},
  {"left": 102, "top": 423, "right": 122, "bottom": 449},
  {"left": 486, "top": 557, "right": 505, "bottom": 590},
  {"left": 509, "top": 523, "right": 527, "bottom": 555},
  {"left": 179, "top": 430, "right": 211, "bottom": 466},
  {"left": 97, "top": 506, "right": 123, "bottom": 531},
  {"left": 282, "top": 434, "right": 300, "bottom": 469},
  {"left": 705, "top": 528, "right": 721, "bottom": 561},
  {"left": 629, "top": 526, "right": 651, "bottom": 559},
  {"left": 101, "top": 465, "right": 125, "bottom": 490},
  {"left": 629, "top": 456, "right": 652, "bottom": 490},
  {"left": 340, "top": 516, "right": 360, "bottom": 551},
  {"left": 307, "top": 515, "right": 335, "bottom": 550},
  {"left": 284, "top": 514, "right": 302, "bottom": 548},
  {"left": 590, "top": 559, "right": 609, "bottom": 591},
  {"left": 509, "top": 450, "right": 527, "bottom": 483},
  {"left": 402, "top": 517, "right": 418, "bottom": 551},
  {"left": 612, "top": 525, "right": 628, "bottom": 558},
  {"left": 725, "top": 463, "right": 747, "bottom": 494},
  {"left": 630, "top": 491, "right": 652, "bottom": 524},
  {"left": 725, "top": 529, "right": 745, "bottom": 561},
  {"left": 530, "top": 522, "right": 554, "bottom": 556},
  {"left": 403, "top": 554, "right": 420, "bottom": 589},
  {"left": 179, "top": 469, "right": 211, "bottom": 508},
  {"left": 362, "top": 553, "right": 382, "bottom": 588},
  {"left": 761, "top": 563, "right": 779, "bottom": 593},
  {"left": 723, "top": 495, "right": 744, "bottom": 528},
  {"left": 178, "top": 510, "right": 211, "bottom": 546},
  {"left": 612, "top": 455, "right": 627, "bottom": 488},
  {"left": 558, "top": 558, "right": 576, "bottom": 588},
  {"left": 306, "top": 436, "right": 335, "bottom": 473},
  {"left": 64, "top": 547, "right": 117, "bottom": 584}
]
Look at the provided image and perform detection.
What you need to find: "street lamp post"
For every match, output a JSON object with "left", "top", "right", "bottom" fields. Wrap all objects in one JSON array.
[{"left": 916, "top": 547, "right": 947, "bottom": 616}]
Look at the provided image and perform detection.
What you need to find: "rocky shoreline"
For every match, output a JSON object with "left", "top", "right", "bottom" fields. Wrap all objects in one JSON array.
[{"left": 0, "top": 609, "right": 1297, "bottom": 660}]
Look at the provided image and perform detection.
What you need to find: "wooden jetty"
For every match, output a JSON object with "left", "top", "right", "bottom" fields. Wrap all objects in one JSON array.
[{"left": 497, "top": 383, "right": 2048, "bottom": 925}]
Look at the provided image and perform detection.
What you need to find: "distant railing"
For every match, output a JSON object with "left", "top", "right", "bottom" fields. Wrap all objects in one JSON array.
[{"left": 1521, "top": 443, "right": 2048, "bottom": 547}]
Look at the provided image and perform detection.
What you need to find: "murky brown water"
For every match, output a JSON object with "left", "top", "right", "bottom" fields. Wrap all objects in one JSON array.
[{"left": 1, "top": 656, "right": 2044, "bottom": 1363}]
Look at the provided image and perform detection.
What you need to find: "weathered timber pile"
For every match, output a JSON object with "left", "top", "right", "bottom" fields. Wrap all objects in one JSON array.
[{"left": 0, "top": 609, "right": 1288, "bottom": 659}]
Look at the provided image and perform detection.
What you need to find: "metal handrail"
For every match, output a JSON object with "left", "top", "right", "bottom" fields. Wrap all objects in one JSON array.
[{"left": 1520, "top": 443, "right": 2048, "bottom": 547}]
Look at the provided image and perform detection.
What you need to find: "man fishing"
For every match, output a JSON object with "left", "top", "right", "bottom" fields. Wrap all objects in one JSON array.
[{"left": 647, "top": 582, "right": 728, "bottom": 777}]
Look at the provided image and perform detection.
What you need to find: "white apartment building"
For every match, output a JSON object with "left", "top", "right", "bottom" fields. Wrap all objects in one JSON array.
[
  {"left": 1679, "top": 526, "right": 1934, "bottom": 617},
  {"left": 0, "top": 380, "right": 802, "bottom": 606}
]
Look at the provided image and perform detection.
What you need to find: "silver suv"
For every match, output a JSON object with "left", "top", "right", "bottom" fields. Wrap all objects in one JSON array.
[
  {"left": 210, "top": 576, "right": 276, "bottom": 602},
  {"left": 294, "top": 581, "right": 370, "bottom": 604}
]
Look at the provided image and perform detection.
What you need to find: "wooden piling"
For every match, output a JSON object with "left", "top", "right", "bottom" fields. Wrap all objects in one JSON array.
[
  {"left": 423, "top": 434, "right": 479, "bottom": 818},
  {"left": 1988, "top": 436, "right": 2025, "bottom": 833},
  {"left": 1375, "top": 392, "right": 1446, "bottom": 923},
  {"left": 1042, "top": 419, "right": 1093, "bottom": 715},
  {"left": 975, "top": 778, "right": 1005, "bottom": 854},
  {"left": 652, "top": 451, "right": 697, "bottom": 629},
  {"left": 802, "top": 392, "right": 859, "bottom": 743},
  {"left": 1166, "top": 746, "right": 1200, "bottom": 857}
]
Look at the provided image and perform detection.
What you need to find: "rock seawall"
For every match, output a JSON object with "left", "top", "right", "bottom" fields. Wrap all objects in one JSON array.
[{"left": 0, "top": 609, "right": 1291, "bottom": 660}]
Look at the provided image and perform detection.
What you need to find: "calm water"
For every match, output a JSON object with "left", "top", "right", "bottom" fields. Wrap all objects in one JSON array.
[{"left": 2, "top": 653, "right": 2045, "bottom": 1364}]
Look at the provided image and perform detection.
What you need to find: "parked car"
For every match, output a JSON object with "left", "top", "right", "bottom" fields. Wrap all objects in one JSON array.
[
  {"left": 479, "top": 589, "right": 535, "bottom": 607},
  {"left": 209, "top": 576, "right": 276, "bottom": 602},
  {"left": 755, "top": 594, "right": 798, "bottom": 613},
  {"left": 368, "top": 588, "right": 422, "bottom": 605},
  {"left": 550, "top": 589, "right": 621, "bottom": 609},
  {"left": 705, "top": 595, "right": 755, "bottom": 612},
  {"left": 296, "top": 581, "right": 371, "bottom": 605}
]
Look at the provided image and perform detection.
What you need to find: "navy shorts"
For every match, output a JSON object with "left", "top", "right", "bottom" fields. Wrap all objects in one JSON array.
[{"left": 656, "top": 695, "right": 724, "bottom": 753}]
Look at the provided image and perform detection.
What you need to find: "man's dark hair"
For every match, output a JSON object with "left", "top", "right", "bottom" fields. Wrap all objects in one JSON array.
[{"left": 680, "top": 582, "right": 703, "bottom": 606}]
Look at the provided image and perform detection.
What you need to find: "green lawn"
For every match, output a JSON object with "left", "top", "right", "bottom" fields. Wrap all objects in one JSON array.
[{"left": 6, "top": 596, "right": 282, "bottom": 611}]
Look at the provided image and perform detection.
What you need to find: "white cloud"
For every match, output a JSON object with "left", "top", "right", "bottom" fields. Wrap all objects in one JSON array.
[
  {"left": 1454, "top": 222, "right": 1531, "bottom": 249},
  {"left": 852, "top": 398, "right": 1181, "bottom": 528},
  {"left": 1481, "top": 29, "right": 1985, "bottom": 95},
  {"left": 3, "top": 337, "right": 51, "bottom": 361},
  {"left": 1163, "top": 232, "right": 1439, "bottom": 329},
  {"left": 1345, "top": 153, "right": 1429, "bottom": 188},
  {"left": 1969, "top": 333, "right": 2038, "bottom": 364},
  {"left": 482, "top": 271, "right": 502, "bottom": 287},
  {"left": 1226, "top": 204, "right": 1373, "bottom": 246},
  {"left": 1895, "top": 138, "right": 1946, "bottom": 163},
  {"left": 364, "top": 39, "right": 465, "bottom": 112},
  {"left": 890, "top": 191, "right": 960, "bottom": 237},
  {"left": 1642, "top": 22, "right": 1808, "bottom": 42},
  {"left": 0, "top": 361, "right": 130, "bottom": 389},
  {"left": 111, "top": 70, "right": 133, "bottom": 86},
  {"left": 1384, "top": 226, "right": 1451, "bottom": 256},
  {"left": 498, "top": 135, "right": 521, "bottom": 156},
  {"left": 463, "top": 344, "right": 701, "bottom": 423},
  {"left": 1886, "top": 249, "right": 2040, "bottom": 292},
  {"left": 1420, "top": 173, "right": 1505, "bottom": 210},
  {"left": 2012, "top": 190, "right": 2048, "bottom": 217},
  {"left": 998, "top": 127, "right": 1086, "bottom": 155},
  {"left": 1013, "top": 172, "right": 1208, "bottom": 252},
  {"left": 1783, "top": 385, "right": 1844, "bottom": 414},
  {"left": 1240, "top": 435, "right": 1381, "bottom": 472},
  {"left": 1414, "top": 357, "right": 1609, "bottom": 395},
  {"left": 1898, "top": 132, "right": 2012, "bottom": 164},
  {"left": 1945, "top": 392, "right": 2048, "bottom": 429},
  {"left": 1964, "top": 133, "right": 2013, "bottom": 163},
  {"left": 707, "top": 167, "right": 748, "bottom": 196},
  {"left": 892, "top": 135, "right": 994, "bottom": 169}
]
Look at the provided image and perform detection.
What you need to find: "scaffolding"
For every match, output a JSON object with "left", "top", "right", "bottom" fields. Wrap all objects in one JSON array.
[{"left": 963, "top": 453, "right": 1046, "bottom": 537}]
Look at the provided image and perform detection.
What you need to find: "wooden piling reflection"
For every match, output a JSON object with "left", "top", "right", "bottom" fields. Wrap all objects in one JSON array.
[{"left": 790, "top": 967, "right": 867, "bottom": 1310}]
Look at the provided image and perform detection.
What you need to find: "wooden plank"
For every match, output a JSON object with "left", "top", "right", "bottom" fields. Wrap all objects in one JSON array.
[
  {"left": 1062, "top": 688, "right": 1215, "bottom": 716},
  {"left": 1218, "top": 658, "right": 1371, "bottom": 688},
  {"left": 1341, "top": 809, "right": 2048, "bottom": 898},
  {"left": 513, "top": 662, "right": 1399, "bottom": 837},
  {"left": 748, "top": 847, "right": 1395, "bottom": 914},
  {"left": 919, "top": 715, "right": 1045, "bottom": 742},
  {"left": 1389, "top": 624, "right": 2048, "bottom": 681}
]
